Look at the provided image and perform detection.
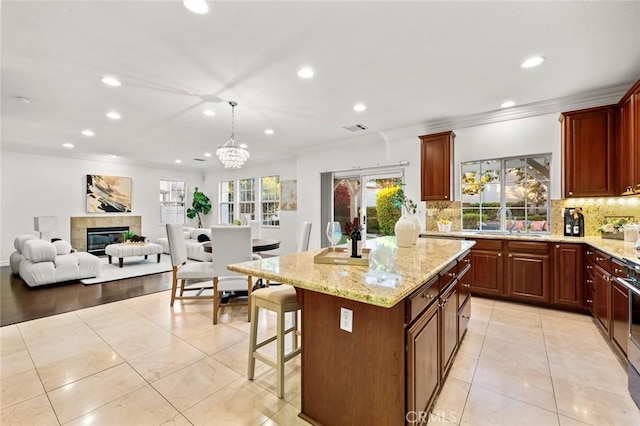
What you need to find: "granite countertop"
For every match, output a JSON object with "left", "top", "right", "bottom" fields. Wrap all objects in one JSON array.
[
  {"left": 420, "top": 231, "right": 640, "bottom": 262},
  {"left": 227, "top": 236, "right": 475, "bottom": 308}
]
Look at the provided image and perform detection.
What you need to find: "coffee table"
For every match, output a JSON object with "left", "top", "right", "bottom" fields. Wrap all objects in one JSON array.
[{"left": 105, "top": 242, "right": 163, "bottom": 268}]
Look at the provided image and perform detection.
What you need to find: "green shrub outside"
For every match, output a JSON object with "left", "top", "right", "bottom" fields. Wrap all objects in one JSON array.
[
  {"left": 366, "top": 206, "right": 379, "bottom": 233},
  {"left": 376, "top": 186, "right": 401, "bottom": 235}
]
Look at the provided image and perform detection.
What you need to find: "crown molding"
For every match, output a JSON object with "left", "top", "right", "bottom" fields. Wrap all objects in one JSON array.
[
  {"left": 0, "top": 142, "right": 206, "bottom": 173},
  {"left": 380, "top": 81, "right": 634, "bottom": 140}
]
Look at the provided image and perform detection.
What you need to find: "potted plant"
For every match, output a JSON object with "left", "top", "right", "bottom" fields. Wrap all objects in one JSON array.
[{"left": 186, "top": 187, "right": 212, "bottom": 228}]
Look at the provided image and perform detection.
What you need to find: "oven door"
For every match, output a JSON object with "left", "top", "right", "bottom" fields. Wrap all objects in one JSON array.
[{"left": 629, "top": 282, "right": 640, "bottom": 370}]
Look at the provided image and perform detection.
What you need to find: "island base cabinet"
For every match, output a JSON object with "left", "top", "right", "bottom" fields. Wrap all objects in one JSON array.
[
  {"left": 458, "top": 297, "right": 471, "bottom": 342},
  {"left": 407, "top": 302, "right": 440, "bottom": 421},
  {"left": 441, "top": 283, "right": 458, "bottom": 376},
  {"left": 298, "top": 289, "right": 406, "bottom": 426}
]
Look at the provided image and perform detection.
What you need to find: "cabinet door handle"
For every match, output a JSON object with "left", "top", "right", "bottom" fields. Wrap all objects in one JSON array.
[
  {"left": 497, "top": 253, "right": 502, "bottom": 257},
  {"left": 586, "top": 250, "right": 593, "bottom": 255},
  {"left": 586, "top": 299, "right": 593, "bottom": 303},
  {"left": 464, "top": 259, "right": 470, "bottom": 264},
  {"left": 614, "top": 268, "right": 623, "bottom": 274},
  {"left": 447, "top": 272, "right": 456, "bottom": 277},
  {"left": 586, "top": 265, "right": 593, "bottom": 269},
  {"left": 461, "top": 315, "right": 470, "bottom": 320},
  {"left": 555, "top": 244, "right": 560, "bottom": 249},
  {"left": 508, "top": 254, "right": 513, "bottom": 258},
  {"left": 462, "top": 283, "right": 470, "bottom": 288},
  {"left": 421, "top": 293, "right": 433, "bottom": 300},
  {"left": 569, "top": 191, "right": 573, "bottom": 195},
  {"left": 586, "top": 279, "right": 593, "bottom": 283}
]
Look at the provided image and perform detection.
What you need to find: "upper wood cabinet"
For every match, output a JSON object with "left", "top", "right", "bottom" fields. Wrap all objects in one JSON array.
[
  {"left": 420, "top": 131, "right": 455, "bottom": 201},
  {"left": 560, "top": 105, "right": 617, "bottom": 198},
  {"left": 617, "top": 79, "right": 640, "bottom": 194}
]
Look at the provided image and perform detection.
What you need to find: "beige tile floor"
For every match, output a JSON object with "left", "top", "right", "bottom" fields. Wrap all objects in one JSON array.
[{"left": 1, "top": 293, "right": 639, "bottom": 425}]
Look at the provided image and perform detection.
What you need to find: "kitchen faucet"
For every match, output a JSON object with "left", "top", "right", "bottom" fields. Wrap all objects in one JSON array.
[{"left": 497, "top": 207, "right": 514, "bottom": 234}]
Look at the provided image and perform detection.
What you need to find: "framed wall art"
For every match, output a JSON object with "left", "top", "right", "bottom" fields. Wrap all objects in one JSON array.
[
  {"left": 280, "top": 179, "right": 297, "bottom": 211},
  {"left": 86, "top": 174, "right": 132, "bottom": 213}
]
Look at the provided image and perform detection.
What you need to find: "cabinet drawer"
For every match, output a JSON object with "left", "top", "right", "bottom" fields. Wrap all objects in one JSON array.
[
  {"left": 457, "top": 251, "right": 471, "bottom": 274},
  {"left": 506, "top": 240, "right": 549, "bottom": 253},
  {"left": 470, "top": 239, "right": 502, "bottom": 251},
  {"left": 439, "top": 261, "right": 458, "bottom": 290},
  {"left": 406, "top": 275, "right": 439, "bottom": 324},
  {"left": 458, "top": 297, "right": 471, "bottom": 342},
  {"left": 612, "top": 259, "right": 626, "bottom": 278},
  {"left": 594, "top": 250, "right": 612, "bottom": 272}
]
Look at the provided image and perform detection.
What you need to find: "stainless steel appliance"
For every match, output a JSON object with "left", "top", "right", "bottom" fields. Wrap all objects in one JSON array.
[{"left": 617, "top": 255, "right": 640, "bottom": 408}]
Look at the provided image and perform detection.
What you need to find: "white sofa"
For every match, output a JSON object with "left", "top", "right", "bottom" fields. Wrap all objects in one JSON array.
[
  {"left": 156, "top": 226, "right": 212, "bottom": 262},
  {"left": 11, "top": 236, "right": 101, "bottom": 287}
]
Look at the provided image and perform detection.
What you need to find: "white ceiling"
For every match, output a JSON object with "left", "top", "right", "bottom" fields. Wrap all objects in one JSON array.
[{"left": 2, "top": 1, "right": 640, "bottom": 171}]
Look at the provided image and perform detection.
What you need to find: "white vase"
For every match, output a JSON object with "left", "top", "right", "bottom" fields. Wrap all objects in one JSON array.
[
  {"left": 395, "top": 216, "right": 415, "bottom": 248},
  {"left": 406, "top": 213, "right": 421, "bottom": 244}
]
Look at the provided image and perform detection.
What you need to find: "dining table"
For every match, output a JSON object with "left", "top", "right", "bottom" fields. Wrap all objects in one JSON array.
[{"left": 202, "top": 238, "right": 281, "bottom": 253}]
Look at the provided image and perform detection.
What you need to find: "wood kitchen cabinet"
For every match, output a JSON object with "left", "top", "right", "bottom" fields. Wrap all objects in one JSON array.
[
  {"left": 612, "top": 279, "right": 629, "bottom": 356},
  {"left": 617, "top": 79, "right": 640, "bottom": 195},
  {"left": 440, "top": 283, "right": 458, "bottom": 377},
  {"left": 552, "top": 243, "right": 584, "bottom": 308},
  {"left": 560, "top": 105, "right": 617, "bottom": 198},
  {"left": 592, "top": 264, "right": 611, "bottom": 333},
  {"left": 406, "top": 300, "right": 440, "bottom": 418},
  {"left": 505, "top": 241, "right": 550, "bottom": 303},
  {"left": 468, "top": 239, "right": 503, "bottom": 296},
  {"left": 420, "top": 131, "right": 455, "bottom": 201}
]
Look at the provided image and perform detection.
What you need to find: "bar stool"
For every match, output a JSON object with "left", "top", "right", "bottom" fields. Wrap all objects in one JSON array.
[{"left": 248, "top": 285, "right": 301, "bottom": 398}]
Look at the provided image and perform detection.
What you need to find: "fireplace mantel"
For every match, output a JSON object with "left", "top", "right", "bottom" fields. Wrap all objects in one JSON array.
[{"left": 71, "top": 216, "right": 141, "bottom": 252}]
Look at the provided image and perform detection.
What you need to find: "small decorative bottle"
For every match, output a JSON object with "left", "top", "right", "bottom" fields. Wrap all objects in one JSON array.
[{"left": 350, "top": 219, "right": 362, "bottom": 258}]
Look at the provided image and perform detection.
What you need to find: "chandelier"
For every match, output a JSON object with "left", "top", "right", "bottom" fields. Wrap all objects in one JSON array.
[{"left": 216, "top": 101, "right": 250, "bottom": 169}]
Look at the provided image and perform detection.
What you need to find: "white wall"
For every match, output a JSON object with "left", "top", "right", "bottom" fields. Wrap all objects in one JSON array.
[{"left": 0, "top": 150, "right": 202, "bottom": 265}]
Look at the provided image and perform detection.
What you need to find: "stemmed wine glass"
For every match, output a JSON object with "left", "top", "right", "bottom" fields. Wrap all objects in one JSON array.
[{"left": 326, "top": 221, "right": 342, "bottom": 253}]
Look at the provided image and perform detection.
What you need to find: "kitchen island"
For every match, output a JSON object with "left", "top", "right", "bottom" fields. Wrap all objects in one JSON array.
[{"left": 228, "top": 236, "right": 475, "bottom": 425}]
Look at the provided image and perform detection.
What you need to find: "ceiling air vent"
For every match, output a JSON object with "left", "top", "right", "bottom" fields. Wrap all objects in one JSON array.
[
  {"left": 193, "top": 158, "right": 206, "bottom": 162},
  {"left": 343, "top": 124, "right": 369, "bottom": 132}
]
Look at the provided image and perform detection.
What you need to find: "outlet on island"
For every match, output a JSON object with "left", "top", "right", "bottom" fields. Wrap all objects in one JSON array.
[{"left": 340, "top": 307, "right": 353, "bottom": 332}]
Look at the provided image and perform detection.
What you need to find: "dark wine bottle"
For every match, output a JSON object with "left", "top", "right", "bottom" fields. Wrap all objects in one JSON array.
[{"left": 350, "top": 222, "right": 362, "bottom": 258}]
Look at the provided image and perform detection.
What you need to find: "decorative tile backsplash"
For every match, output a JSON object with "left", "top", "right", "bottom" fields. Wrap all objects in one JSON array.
[{"left": 425, "top": 197, "right": 639, "bottom": 236}]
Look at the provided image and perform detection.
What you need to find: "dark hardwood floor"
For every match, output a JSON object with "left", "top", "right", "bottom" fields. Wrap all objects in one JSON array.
[{"left": 1, "top": 266, "right": 173, "bottom": 327}]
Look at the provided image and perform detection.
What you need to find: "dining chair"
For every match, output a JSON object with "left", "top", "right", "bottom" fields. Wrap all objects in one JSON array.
[
  {"left": 211, "top": 225, "right": 256, "bottom": 324},
  {"left": 166, "top": 223, "right": 214, "bottom": 311}
]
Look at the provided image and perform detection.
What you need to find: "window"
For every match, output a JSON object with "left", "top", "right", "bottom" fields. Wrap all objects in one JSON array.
[
  {"left": 261, "top": 175, "right": 280, "bottom": 226},
  {"left": 461, "top": 154, "right": 551, "bottom": 233},
  {"left": 239, "top": 178, "right": 256, "bottom": 220},
  {"left": 159, "top": 180, "right": 186, "bottom": 224},
  {"left": 219, "top": 180, "right": 235, "bottom": 224}
]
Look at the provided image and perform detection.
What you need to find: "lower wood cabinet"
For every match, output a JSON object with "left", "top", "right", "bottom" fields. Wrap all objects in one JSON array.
[
  {"left": 592, "top": 265, "right": 611, "bottom": 332},
  {"left": 406, "top": 301, "right": 440, "bottom": 417},
  {"left": 469, "top": 239, "right": 503, "bottom": 295},
  {"left": 441, "top": 283, "right": 458, "bottom": 376},
  {"left": 552, "top": 243, "right": 584, "bottom": 308},
  {"left": 505, "top": 241, "right": 550, "bottom": 303},
  {"left": 612, "top": 280, "right": 629, "bottom": 356}
]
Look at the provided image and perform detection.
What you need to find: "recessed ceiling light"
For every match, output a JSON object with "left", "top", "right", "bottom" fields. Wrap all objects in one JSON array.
[
  {"left": 297, "top": 67, "right": 314, "bottom": 79},
  {"left": 81, "top": 129, "right": 95, "bottom": 137},
  {"left": 521, "top": 56, "right": 544, "bottom": 68},
  {"left": 353, "top": 103, "right": 367, "bottom": 112},
  {"left": 183, "top": 0, "right": 209, "bottom": 14},
  {"left": 100, "top": 76, "right": 121, "bottom": 87},
  {"left": 203, "top": 110, "right": 216, "bottom": 117},
  {"left": 62, "top": 142, "right": 74, "bottom": 148},
  {"left": 175, "top": 159, "right": 182, "bottom": 164},
  {"left": 264, "top": 129, "right": 274, "bottom": 135},
  {"left": 106, "top": 111, "right": 121, "bottom": 120},
  {"left": 500, "top": 100, "right": 516, "bottom": 108},
  {"left": 204, "top": 152, "right": 212, "bottom": 157}
]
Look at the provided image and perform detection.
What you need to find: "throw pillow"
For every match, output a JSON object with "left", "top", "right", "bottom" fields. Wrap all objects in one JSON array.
[
  {"left": 197, "top": 234, "right": 210, "bottom": 242},
  {"left": 53, "top": 240, "right": 72, "bottom": 255}
]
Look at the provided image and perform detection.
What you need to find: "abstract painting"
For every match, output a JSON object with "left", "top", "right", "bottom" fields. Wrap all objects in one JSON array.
[
  {"left": 86, "top": 175, "right": 132, "bottom": 213},
  {"left": 280, "top": 179, "right": 297, "bottom": 211}
]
